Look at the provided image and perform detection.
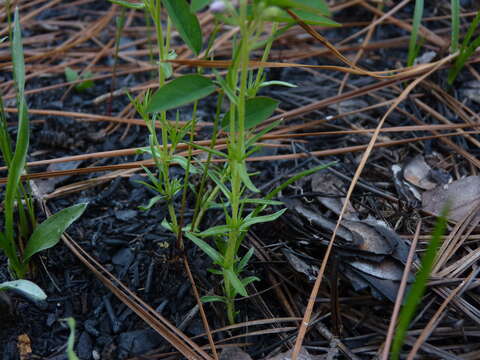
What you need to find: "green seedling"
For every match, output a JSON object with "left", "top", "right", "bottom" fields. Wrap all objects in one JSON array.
[
  {"left": 448, "top": 10, "right": 480, "bottom": 85},
  {"left": 0, "top": 9, "right": 87, "bottom": 296},
  {"left": 390, "top": 205, "right": 449, "bottom": 359},
  {"left": 407, "top": 0, "right": 424, "bottom": 67},
  {"left": 64, "top": 67, "right": 95, "bottom": 92},
  {"left": 62, "top": 318, "right": 80, "bottom": 360},
  {"left": 115, "top": 0, "right": 335, "bottom": 324}
]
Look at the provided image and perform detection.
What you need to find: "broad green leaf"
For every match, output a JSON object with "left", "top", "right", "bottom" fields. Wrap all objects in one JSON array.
[
  {"left": 0, "top": 280, "right": 47, "bottom": 301},
  {"left": 185, "top": 232, "right": 224, "bottom": 263},
  {"left": 241, "top": 208, "right": 287, "bottom": 231},
  {"left": 147, "top": 75, "right": 216, "bottom": 113},
  {"left": 237, "top": 247, "right": 255, "bottom": 273},
  {"left": 266, "top": 0, "right": 330, "bottom": 16},
  {"left": 62, "top": 318, "right": 80, "bottom": 360},
  {"left": 244, "top": 97, "right": 279, "bottom": 129},
  {"left": 198, "top": 225, "right": 231, "bottom": 237},
  {"left": 223, "top": 97, "right": 279, "bottom": 130},
  {"left": 225, "top": 268, "right": 247, "bottom": 297},
  {"left": 23, "top": 203, "right": 88, "bottom": 262},
  {"left": 191, "top": 0, "right": 211, "bottom": 12},
  {"left": 201, "top": 295, "right": 226, "bottom": 303},
  {"left": 162, "top": 0, "right": 203, "bottom": 55},
  {"left": 108, "top": 0, "right": 145, "bottom": 9},
  {"left": 65, "top": 67, "right": 78, "bottom": 82}
]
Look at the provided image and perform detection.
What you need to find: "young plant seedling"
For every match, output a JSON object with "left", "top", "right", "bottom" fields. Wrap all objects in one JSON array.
[
  {"left": 64, "top": 67, "right": 95, "bottom": 92},
  {"left": 114, "top": 0, "right": 336, "bottom": 324},
  {"left": 0, "top": 9, "right": 87, "bottom": 298}
]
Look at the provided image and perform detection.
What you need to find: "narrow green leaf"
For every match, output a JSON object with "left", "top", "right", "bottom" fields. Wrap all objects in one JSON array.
[
  {"left": 266, "top": 0, "right": 330, "bottom": 16},
  {"left": 62, "top": 318, "right": 80, "bottom": 360},
  {"left": 266, "top": 162, "right": 337, "bottom": 201},
  {"left": 12, "top": 8, "right": 25, "bottom": 96},
  {"left": 185, "top": 232, "right": 224, "bottom": 263},
  {"left": 238, "top": 162, "right": 259, "bottom": 193},
  {"left": 0, "top": 280, "right": 47, "bottom": 301},
  {"left": 407, "top": 0, "right": 424, "bottom": 66},
  {"left": 241, "top": 276, "right": 260, "bottom": 287},
  {"left": 198, "top": 225, "right": 231, "bottom": 237},
  {"left": 391, "top": 206, "right": 449, "bottom": 359},
  {"left": 108, "top": 0, "right": 145, "bottom": 9},
  {"left": 187, "top": 142, "right": 228, "bottom": 159},
  {"left": 241, "top": 208, "right": 287, "bottom": 230},
  {"left": 451, "top": 0, "right": 460, "bottom": 52},
  {"left": 225, "top": 268, "right": 248, "bottom": 297},
  {"left": 4, "top": 8, "right": 29, "bottom": 275},
  {"left": 162, "top": 0, "right": 203, "bottom": 55},
  {"left": 0, "top": 231, "right": 5, "bottom": 250},
  {"left": 264, "top": 9, "right": 339, "bottom": 26},
  {"left": 191, "top": 0, "right": 211, "bottom": 12},
  {"left": 237, "top": 247, "right": 255, "bottom": 273},
  {"left": 259, "top": 80, "right": 297, "bottom": 88},
  {"left": 208, "top": 170, "right": 231, "bottom": 198},
  {"left": 240, "top": 198, "right": 283, "bottom": 206},
  {"left": 201, "top": 295, "right": 226, "bottom": 303},
  {"left": 147, "top": 75, "right": 216, "bottom": 112},
  {"left": 222, "top": 96, "right": 279, "bottom": 130},
  {"left": 23, "top": 203, "right": 88, "bottom": 262},
  {"left": 139, "top": 195, "right": 163, "bottom": 211},
  {"left": 208, "top": 268, "right": 223, "bottom": 275},
  {"left": 172, "top": 155, "right": 199, "bottom": 174}
]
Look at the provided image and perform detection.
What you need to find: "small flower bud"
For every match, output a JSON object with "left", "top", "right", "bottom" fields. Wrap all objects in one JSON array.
[{"left": 209, "top": 0, "right": 227, "bottom": 13}]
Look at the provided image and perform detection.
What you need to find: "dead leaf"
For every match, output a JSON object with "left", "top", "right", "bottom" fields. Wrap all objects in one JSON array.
[
  {"left": 283, "top": 249, "right": 318, "bottom": 282},
  {"left": 422, "top": 176, "right": 480, "bottom": 222},
  {"left": 310, "top": 171, "right": 357, "bottom": 220},
  {"left": 17, "top": 334, "right": 32, "bottom": 360},
  {"left": 403, "top": 155, "right": 438, "bottom": 190}
]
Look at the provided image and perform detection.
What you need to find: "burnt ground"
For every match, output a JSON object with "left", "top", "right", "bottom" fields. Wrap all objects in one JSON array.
[{"left": 1, "top": 0, "right": 480, "bottom": 359}]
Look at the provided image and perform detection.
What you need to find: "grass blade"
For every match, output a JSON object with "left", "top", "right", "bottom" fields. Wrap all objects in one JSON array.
[
  {"left": 390, "top": 205, "right": 449, "bottom": 359},
  {"left": 407, "top": 0, "right": 424, "bottom": 66},
  {"left": 4, "top": 8, "right": 29, "bottom": 275},
  {"left": 451, "top": 0, "right": 460, "bottom": 52}
]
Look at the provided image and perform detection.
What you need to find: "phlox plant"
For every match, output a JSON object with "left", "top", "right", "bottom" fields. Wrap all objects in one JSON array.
[
  {"left": 0, "top": 8, "right": 86, "bottom": 301},
  {"left": 111, "top": 0, "right": 337, "bottom": 324}
]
